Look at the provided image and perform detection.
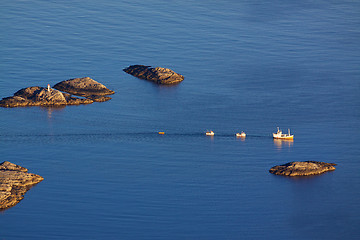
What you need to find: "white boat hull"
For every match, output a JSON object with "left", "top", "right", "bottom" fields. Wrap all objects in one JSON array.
[
  {"left": 236, "top": 132, "right": 246, "bottom": 138},
  {"left": 206, "top": 131, "right": 214, "bottom": 136},
  {"left": 273, "top": 128, "right": 293, "bottom": 140}
]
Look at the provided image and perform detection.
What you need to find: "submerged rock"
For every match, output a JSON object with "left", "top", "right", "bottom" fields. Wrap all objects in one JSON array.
[
  {"left": 53, "top": 77, "right": 115, "bottom": 101},
  {"left": 0, "top": 86, "right": 92, "bottom": 108},
  {"left": 269, "top": 161, "right": 336, "bottom": 177},
  {"left": 123, "top": 65, "right": 184, "bottom": 85},
  {"left": 0, "top": 161, "right": 44, "bottom": 210}
]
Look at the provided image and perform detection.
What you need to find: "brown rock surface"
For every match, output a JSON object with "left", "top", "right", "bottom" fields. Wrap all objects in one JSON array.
[
  {"left": 0, "top": 161, "right": 44, "bottom": 210},
  {"left": 123, "top": 65, "right": 184, "bottom": 85},
  {"left": 269, "top": 161, "right": 336, "bottom": 177},
  {"left": 0, "top": 86, "right": 93, "bottom": 108},
  {"left": 86, "top": 95, "right": 113, "bottom": 102},
  {"left": 53, "top": 77, "right": 115, "bottom": 100}
]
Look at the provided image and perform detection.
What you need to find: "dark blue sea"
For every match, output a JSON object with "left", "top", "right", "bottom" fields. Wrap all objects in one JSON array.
[{"left": 1, "top": 1, "right": 359, "bottom": 239}]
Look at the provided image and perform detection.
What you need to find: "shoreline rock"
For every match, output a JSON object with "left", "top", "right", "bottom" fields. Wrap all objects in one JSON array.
[
  {"left": 269, "top": 161, "right": 336, "bottom": 177},
  {"left": 0, "top": 161, "right": 44, "bottom": 210},
  {"left": 53, "top": 77, "right": 115, "bottom": 101},
  {"left": 123, "top": 65, "right": 184, "bottom": 85}
]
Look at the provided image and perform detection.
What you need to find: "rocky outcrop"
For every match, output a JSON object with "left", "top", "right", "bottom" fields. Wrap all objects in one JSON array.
[
  {"left": 123, "top": 65, "right": 184, "bottom": 85},
  {"left": 0, "top": 161, "right": 44, "bottom": 210},
  {"left": 0, "top": 77, "right": 115, "bottom": 107},
  {"left": 269, "top": 161, "right": 336, "bottom": 177},
  {"left": 53, "top": 77, "right": 115, "bottom": 102},
  {"left": 0, "top": 86, "right": 92, "bottom": 108}
]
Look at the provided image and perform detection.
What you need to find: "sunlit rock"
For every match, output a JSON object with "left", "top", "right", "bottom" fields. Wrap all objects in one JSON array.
[
  {"left": 269, "top": 161, "right": 336, "bottom": 176},
  {"left": 0, "top": 86, "right": 93, "bottom": 108},
  {"left": 123, "top": 65, "right": 184, "bottom": 85},
  {"left": 0, "top": 161, "right": 44, "bottom": 210},
  {"left": 53, "top": 77, "right": 115, "bottom": 101}
]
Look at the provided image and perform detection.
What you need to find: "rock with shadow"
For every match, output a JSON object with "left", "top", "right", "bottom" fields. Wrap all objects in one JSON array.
[
  {"left": 0, "top": 77, "right": 115, "bottom": 108},
  {"left": 0, "top": 161, "right": 44, "bottom": 210},
  {"left": 269, "top": 161, "right": 336, "bottom": 177},
  {"left": 53, "top": 77, "right": 115, "bottom": 102},
  {"left": 0, "top": 86, "right": 93, "bottom": 108},
  {"left": 123, "top": 65, "right": 184, "bottom": 85}
]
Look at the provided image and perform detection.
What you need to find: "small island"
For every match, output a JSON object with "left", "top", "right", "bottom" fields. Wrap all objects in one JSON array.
[
  {"left": 269, "top": 161, "right": 336, "bottom": 177},
  {"left": 0, "top": 86, "right": 93, "bottom": 108},
  {"left": 123, "top": 65, "right": 184, "bottom": 85},
  {"left": 0, "top": 77, "right": 115, "bottom": 108},
  {"left": 53, "top": 77, "right": 115, "bottom": 102},
  {"left": 0, "top": 161, "right": 44, "bottom": 210}
]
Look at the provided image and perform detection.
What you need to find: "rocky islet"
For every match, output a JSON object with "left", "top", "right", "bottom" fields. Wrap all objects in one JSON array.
[
  {"left": 123, "top": 65, "right": 184, "bottom": 85},
  {"left": 0, "top": 65, "right": 184, "bottom": 107},
  {"left": 0, "top": 77, "right": 114, "bottom": 108},
  {"left": 269, "top": 161, "right": 336, "bottom": 177},
  {"left": 0, "top": 86, "right": 93, "bottom": 108},
  {"left": 0, "top": 161, "right": 44, "bottom": 210},
  {"left": 53, "top": 77, "right": 115, "bottom": 102}
]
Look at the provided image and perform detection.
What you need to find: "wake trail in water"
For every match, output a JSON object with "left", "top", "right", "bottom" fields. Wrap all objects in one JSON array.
[{"left": 0, "top": 132, "right": 273, "bottom": 139}]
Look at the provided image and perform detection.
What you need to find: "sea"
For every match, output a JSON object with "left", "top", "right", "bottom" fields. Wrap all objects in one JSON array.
[{"left": 0, "top": 0, "right": 359, "bottom": 239}]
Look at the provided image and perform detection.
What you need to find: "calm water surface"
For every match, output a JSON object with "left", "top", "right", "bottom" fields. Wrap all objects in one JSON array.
[{"left": 0, "top": 1, "right": 359, "bottom": 239}]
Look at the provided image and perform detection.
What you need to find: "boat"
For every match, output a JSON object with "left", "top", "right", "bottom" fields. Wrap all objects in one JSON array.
[
  {"left": 236, "top": 131, "right": 246, "bottom": 138},
  {"left": 206, "top": 131, "right": 214, "bottom": 136},
  {"left": 273, "top": 127, "right": 293, "bottom": 140}
]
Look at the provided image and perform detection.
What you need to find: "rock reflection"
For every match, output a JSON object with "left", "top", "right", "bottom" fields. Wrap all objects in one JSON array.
[{"left": 40, "top": 106, "right": 65, "bottom": 120}]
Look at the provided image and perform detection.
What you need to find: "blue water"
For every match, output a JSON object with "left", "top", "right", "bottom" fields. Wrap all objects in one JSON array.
[{"left": 1, "top": 0, "right": 359, "bottom": 239}]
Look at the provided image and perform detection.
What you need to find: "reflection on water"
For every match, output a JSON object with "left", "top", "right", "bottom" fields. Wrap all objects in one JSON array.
[
  {"left": 205, "top": 132, "right": 215, "bottom": 141},
  {"left": 207, "top": 135, "right": 214, "bottom": 141},
  {"left": 274, "top": 139, "right": 293, "bottom": 150},
  {"left": 236, "top": 136, "right": 246, "bottom": 141},
  {"left": 40, "top": 106, "right": 65, "bottom": 120}
]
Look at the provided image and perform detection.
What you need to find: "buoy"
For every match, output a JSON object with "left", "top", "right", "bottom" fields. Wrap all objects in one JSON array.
[{"left": 158, "top": 132, "right": 165, "bottom": 135}]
